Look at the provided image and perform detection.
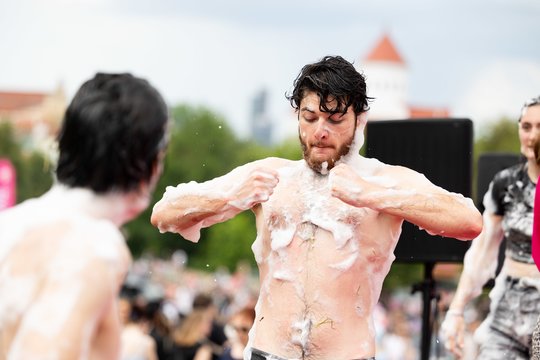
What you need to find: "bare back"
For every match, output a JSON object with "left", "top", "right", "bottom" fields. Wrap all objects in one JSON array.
[
  {"left": 248, "top": 159, "right": 403, "bottom": 359},
  {"left": 0, "top": 187, "right": 131, "bottom": 360}
]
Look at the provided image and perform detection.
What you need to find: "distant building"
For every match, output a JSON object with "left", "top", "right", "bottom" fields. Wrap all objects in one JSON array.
[
  {"left": 250, "top": 88, "right": 273, "bottom": 146},
  {"left": 359, "top": 33, "right": 449, "bottom": 120},
  {"left": 0, "top": 85, "right": 66, "bottom": 153}
]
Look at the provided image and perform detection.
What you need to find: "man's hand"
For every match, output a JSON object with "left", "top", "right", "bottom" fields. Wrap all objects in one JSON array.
[
  {"left": 329, "top": 163, "right": 373, "bottom": 207},
  {"left": 229, "top": 167, "right": 279, "bottom": 210},
  {"left": 440, "top": 311, "right": 466, "bottom": 359}
]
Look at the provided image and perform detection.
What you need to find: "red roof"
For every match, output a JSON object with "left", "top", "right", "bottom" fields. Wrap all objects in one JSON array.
[
  {"left": 0, "top": 92, "right": 47, "bottom": 111},
  {"left": 364, "top": 34, "right": 405, "bottom": 65},
  {"left": 409, "top": 106, "right": 450, "bottom": 119}
]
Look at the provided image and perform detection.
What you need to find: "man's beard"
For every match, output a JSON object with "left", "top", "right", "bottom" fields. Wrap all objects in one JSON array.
[{"left": 299, "top": 131, "right": 355, "bottom": 174}]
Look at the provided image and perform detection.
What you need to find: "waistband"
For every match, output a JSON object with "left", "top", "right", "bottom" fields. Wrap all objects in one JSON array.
[{"left": 249, "top": 347, "right": 375, "bottom": 360}]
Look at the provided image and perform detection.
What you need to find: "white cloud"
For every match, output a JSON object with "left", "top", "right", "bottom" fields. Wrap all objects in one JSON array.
[
  {"left": 454, "top": 59, "right": 540, "bottom": 132},
  {"left": 1, "top": 0, "right": 539, "bottom": 141}
]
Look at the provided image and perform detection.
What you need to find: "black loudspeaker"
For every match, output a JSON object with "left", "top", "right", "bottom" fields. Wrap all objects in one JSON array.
[{"left": 365, "top": 118, "right": 473, "bottom": 263}]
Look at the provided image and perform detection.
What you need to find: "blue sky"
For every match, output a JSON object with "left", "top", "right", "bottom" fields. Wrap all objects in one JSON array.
[{"left": 1, "top": 0, "right": 539, "bottom": 140}]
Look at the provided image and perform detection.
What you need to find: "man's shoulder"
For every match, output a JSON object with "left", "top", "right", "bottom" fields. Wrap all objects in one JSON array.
[
  {"left": 249, "top": 157, "right": 298, "bottom": 170},
  {"left": 65, "top": 218, "right": 129, "bottom": 263},
  {"left": 38, "top": 216, "right": 129, "bottom": 274},
  {"left": 255, "top": 156, "right": 296, "bottom": 166},
  {"left": 359, "top": 156, "right": 413, "bottom": 176},
  {"left": 357, "top": 156, "right": 430, "bottom": 189},
  {"left": 49, "top": 221, "right": 131, "bottom": 287}
]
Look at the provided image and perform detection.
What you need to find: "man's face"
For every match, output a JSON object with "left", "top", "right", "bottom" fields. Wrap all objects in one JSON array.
[{"left": 298, "top": 91, "right": 358, "bottom": 173}]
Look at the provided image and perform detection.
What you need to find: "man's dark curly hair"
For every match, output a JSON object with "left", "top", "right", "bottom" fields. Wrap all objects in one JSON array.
[{"left": 286, "top": 55, "right": 372, "bottom": 116}]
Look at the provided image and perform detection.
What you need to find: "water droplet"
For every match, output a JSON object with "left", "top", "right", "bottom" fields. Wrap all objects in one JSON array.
[
  {"left": 218, "top": 125, "right": 222, "bottom": 129},
  {"left": 206, "top": 264, "right": 210, "bottom": 267}
]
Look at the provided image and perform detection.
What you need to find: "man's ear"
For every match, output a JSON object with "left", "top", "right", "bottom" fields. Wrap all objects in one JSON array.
[{"left": 356, "top": 112, "right": 368, "bottom": 130}]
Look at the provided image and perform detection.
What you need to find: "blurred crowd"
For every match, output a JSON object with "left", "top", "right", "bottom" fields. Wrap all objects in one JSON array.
[{"left": 117, "top": 251, "right": 258, "bottom": 360}]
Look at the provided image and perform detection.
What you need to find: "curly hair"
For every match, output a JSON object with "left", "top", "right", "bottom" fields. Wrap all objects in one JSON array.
[{"left": 286, "top": 55, "right": 372, "bottom": 116}]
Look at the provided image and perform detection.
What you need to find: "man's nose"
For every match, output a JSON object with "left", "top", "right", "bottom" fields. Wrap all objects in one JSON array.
[{"left": 314, "top": 119, "right": 328, "bottom": 140}]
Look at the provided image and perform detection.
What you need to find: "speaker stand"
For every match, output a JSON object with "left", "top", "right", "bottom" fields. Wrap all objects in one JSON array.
[{"left": 411, "top": 262, "right": 440, "bottom": 360}]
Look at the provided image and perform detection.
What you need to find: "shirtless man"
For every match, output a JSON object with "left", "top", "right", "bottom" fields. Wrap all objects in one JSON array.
[
  {"left": 151, "top": 56, "right": 482, "bottom": 360},
  {"left": 0, "top": 73, "right": 169, "bottom": 359}
]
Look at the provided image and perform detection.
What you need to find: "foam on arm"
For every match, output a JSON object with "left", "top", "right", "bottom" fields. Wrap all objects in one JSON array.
[{"left": 151, "top": 161, "right": 278, "bottom": 242}]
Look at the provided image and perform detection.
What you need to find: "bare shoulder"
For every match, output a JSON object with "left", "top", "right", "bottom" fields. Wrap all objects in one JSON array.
[
  {"left": 76, "top": 218, "right": 130, "bottom": 265},
  {"left": 356, "top": 156, "right": 432, "bottom": 190},
  {"left": 380, "top": 163, "right": 423, "bottom": 178},
  {"left": 49, "top": 217, "right": 131, "bottom": 278},
  {"left": 250, "top": 156, "right": 295, "bottom": 170}
]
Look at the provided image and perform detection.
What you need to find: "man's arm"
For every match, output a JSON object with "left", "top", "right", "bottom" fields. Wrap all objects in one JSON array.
[
  {"left": 151, "top": 161, "right": 279, "bottom": 242},
  {"left": 329, "top": 163, "right": 483, "bottom": 240}
]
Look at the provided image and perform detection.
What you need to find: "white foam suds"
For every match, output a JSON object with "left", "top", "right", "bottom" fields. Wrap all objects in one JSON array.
[
  {"left": 329, "top": 252, "right": 359, "bottom": 271},
  {"left": 273, "top": 269, "right": 296, "bottom": 282},
  {"left": 251, "top": 234, "right": 264, "bottom": 264},
  {"left": 271, "top": 227, "right": 296, "bottom": 252},
  {"left": 462, "top": 210, "right": 500, "bottom": 298},
  {"left": 320, "top": 161, "right": 329, "bottom": 175},
  {"left": 157, "top": 162, "right": 281, "bottom": 241},
  {"left": 8, "top": 281, "right": 83, "bottom": 359},
  {"left": 335, "top": 117, "right": 366, "bottom": 167},
  {"left": 0, "top": 184, "right": 131, "bottom": 355},
  {"left": 0, "top": 268, "right": 35, "bottom": 325},
  {"left": 291, "top": 318, "right": 312, "bottom": 351}
]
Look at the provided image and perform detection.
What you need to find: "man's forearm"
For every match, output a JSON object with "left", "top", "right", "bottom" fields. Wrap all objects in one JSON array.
[
  {"left": 364, "top": 188, "right": 482, "bottom": 240},
  {"left": 151, "top": 182, "right": 240, "bottom": 242}
]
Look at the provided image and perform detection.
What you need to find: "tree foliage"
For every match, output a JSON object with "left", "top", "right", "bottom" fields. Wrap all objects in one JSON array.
[
  {"left": 474, "top": 117, "right": 520, "bottom": 162},
  {"left": 0, "top": 122, "right": 52, "bottom": 203},
  {"left": 124, "top": 104, "right": 301, "bottom": 270}
]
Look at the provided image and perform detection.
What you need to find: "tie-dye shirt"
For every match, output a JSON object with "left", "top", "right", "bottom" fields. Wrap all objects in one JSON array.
[{"left": 487, "top": 162, "right": 535, "bottom": 264}]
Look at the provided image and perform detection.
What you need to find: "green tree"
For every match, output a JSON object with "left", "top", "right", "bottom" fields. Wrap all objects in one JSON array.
[
  {"left": 474, "top": 117, "right": 520, "bottom": 162},
  {"left": 470, "top": 117, "right": 521, "bottom": 201},
  {"left": 0, "top": 122, "right": 52, "bottom": 204},
  {"left": 193, "top": 211, "right": 257, "bottom": 271},
  {"left": 124, "top": 104, "right": 267, "bottom": 269}
]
